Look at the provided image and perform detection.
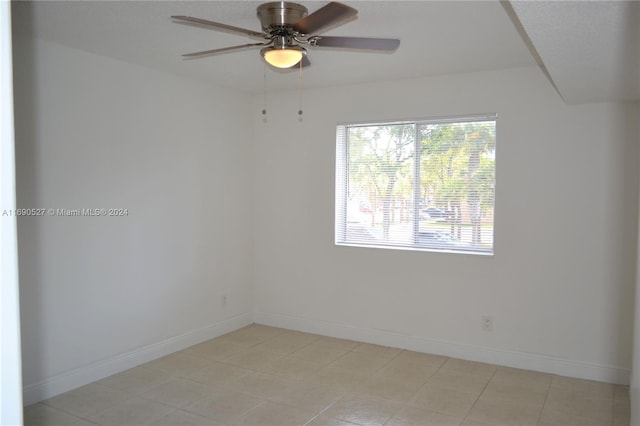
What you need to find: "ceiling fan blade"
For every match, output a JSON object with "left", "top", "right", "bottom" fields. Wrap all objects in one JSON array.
[
  {"left": 312, "top": 36, "right": 400, "bottom": 51},
  {"left": 182, "top": 43, "right": 266, "bottom": 58},
  {"left": 292, "top": 2, "right": 357, "bottom": 35},
  {"left": 171, "top": 15, "right": 265, "bottom": 39}
]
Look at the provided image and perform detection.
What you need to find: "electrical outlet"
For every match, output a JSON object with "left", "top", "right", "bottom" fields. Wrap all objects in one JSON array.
[{"left": 481, "top": 315, "right": 494, "bottom": 331}]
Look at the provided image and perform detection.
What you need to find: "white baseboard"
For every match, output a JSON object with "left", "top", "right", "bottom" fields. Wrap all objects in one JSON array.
[
  {"left": 24, "top": 310, "right": 630, "bottom": 406},
  {"left": 22, "top": 313, "right": 253, "bottom": 406},
  {"left": 254, "top": 312, "right": 630, "bottom": 386}
]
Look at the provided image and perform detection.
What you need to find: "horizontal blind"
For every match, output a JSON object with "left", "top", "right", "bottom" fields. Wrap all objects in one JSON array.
[
  {"left": 335, "top": 115, "right": 496, "bottom": 255},
  {"left": 335, "top": 125, "right": 347, "bottom": 244}
]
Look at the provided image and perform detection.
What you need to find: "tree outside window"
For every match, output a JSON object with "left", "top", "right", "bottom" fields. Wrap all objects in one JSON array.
[{"left": 336, "top": 116, "right": 496, "bottom": 254}]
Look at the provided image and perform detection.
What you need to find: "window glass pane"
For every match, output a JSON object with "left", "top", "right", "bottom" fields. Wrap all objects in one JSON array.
[
  {"left": 346, "top": 124, "right": 415, "bottom": 246},
  {"left": 336, "top": 116, "right": 495, "bottom": 255},
  {"left": 418, "top": 121, "right": 495, "bottom": 252}
]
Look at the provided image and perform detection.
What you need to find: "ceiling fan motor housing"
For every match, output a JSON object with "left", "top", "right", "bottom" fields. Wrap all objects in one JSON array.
[
  {"left": 173, "top": 2, "right": 400, "bottom": 62},
  {"left": 257, "top": 2, "right": 308, "bottom": 33}
]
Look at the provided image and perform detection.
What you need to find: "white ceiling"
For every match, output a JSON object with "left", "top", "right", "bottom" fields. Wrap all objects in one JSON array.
[
  {"left": 509, "top": 0, "right": 640, "bottom": 104},
  {"left": 11, "top": 1, "right": 640, "bottom": 102}
]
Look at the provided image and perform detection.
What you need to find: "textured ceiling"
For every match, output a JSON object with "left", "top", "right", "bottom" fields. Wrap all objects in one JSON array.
[
  {"left": 509, "top": 0, "right": 640, "bottom": 104},
  {"left": 11, "top": 1, "right": 639, "bottom": 102},
  {"left": 12, "top": 1, "right": 536, "bottom": 94}
]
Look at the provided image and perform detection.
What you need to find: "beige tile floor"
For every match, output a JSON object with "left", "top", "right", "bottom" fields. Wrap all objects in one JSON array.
[{"left": 24, "top": 324, "right": 630, "bottom": 426}]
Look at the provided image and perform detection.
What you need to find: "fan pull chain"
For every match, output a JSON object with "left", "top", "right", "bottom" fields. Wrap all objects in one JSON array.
[
  {"left": 262, "top": 63, "right": 268, "bottom": 123},
  {"left": 298, "top": 59, "right": 303, "bottom": 121}
]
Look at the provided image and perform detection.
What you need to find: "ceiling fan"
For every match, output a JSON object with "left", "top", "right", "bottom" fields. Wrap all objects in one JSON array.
[{"left": 172, "top": 1, "right": 400, "bottom": 69}]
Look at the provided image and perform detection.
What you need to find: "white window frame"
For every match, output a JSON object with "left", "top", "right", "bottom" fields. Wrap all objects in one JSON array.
[{"left": 335, "top": 114, "right": 496, "bottom": 255}]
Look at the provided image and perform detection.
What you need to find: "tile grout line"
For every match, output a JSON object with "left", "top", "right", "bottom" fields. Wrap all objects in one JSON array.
[
  {"left": 36, "top": 402, "right": 102, "bottom": 426},
  {"left": 535, "top": 374, "right": 555, "bottom": 426},
  {"left": 27, "top": 326, "right": 630, "bottom": 426},
  {"left": 458, "top": 364, "right": 498, "bottom": 426},
  {"left": 389, "top": 353, "right": 453, "bottom": 422},
  {"left": 234, "top": 399, "right": 269, "bottom": 425},
  {"left": 302, "top": 397, "right": 341, "bottom": 426}
]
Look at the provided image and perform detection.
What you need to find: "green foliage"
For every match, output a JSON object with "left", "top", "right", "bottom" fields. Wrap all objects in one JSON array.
[
  {"left": 420, "top": 121, "right": 495, "bottom": 214},
  {"left": 347, "top": 124, "right": 415, "bottom": 239},
  {"left": 346, "top": 120, "right": 495, "bottom": 245}
]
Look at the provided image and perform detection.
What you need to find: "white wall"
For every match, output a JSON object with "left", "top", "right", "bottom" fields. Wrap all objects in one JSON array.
[
  {"left": 253, "top": 66, "right": 639, "bottom": 383},
  {"left": 631, "top": 108, "right": 640, "bottom": 425},
  {"left": 13, "top": 32, "right": 639, "bottom": 406},
  {"left": 13, "top": 37, "right": 255, "bottom": 404},
  {"left": 633, "top": 220, "right": 640, "bottom": 425},
  {"left": 1, "top": 1, "right": 24, "bottom": 424}
]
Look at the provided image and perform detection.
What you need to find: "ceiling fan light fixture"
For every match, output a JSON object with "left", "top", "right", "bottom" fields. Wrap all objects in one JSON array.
[
  {"left": 174, "top": 2, "right": 401, "bottom": 67},
  {"left": 261, "top": 46, "right": 305, "bottom": 68}
]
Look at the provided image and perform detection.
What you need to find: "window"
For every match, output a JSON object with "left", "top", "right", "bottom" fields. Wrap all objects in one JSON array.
[{"left": 335, "top": 115, "right": 496, "bottom": 254}]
